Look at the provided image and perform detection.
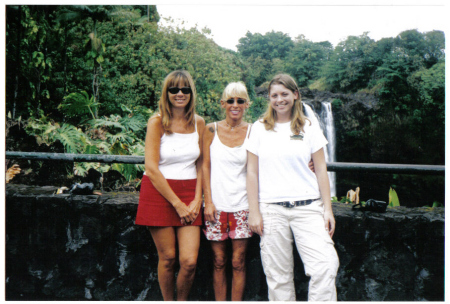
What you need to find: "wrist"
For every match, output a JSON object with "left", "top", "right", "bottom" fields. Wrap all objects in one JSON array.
[
  {"left": 249, "top": 207, "right": 261, "bottom": 214},
  {"left": 324, "top": 207, "right": 333, "bottom": 214},
  {"left": 204, "top": 200, "right": 214, "bottom": 206},
  {"left": 172, "top": 200, "right": 183, "bottom": 208}
]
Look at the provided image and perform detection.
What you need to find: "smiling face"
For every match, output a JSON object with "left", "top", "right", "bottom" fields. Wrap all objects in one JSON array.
[
  {"left": 221, "top": 97, "right": 249, "bottom": 121},
  {"left": 269, "top": 84, "right": 298, "bottom": 122},
  {"left": 167, "top": 80, "right": 191, "bottom": 110}
]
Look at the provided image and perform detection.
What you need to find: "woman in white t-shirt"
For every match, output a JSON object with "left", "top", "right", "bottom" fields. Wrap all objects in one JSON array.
[
  {"left": 202, "top": 82, "right": 253, "bottom": 301},
  {"left": 246, "top": 74, "right": 339, "bottom": 301}
]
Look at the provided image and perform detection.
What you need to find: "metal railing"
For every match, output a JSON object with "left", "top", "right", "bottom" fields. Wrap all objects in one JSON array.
[{"left": 5, "top": 151, "right": 445, "bottom": 175}]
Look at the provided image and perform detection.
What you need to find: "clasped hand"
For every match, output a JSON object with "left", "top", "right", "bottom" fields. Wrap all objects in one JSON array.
[{"left": 175, "top": 199, "right": 201, "bottom": 225}]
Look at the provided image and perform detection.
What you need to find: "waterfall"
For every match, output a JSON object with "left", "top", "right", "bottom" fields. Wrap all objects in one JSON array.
[
  {"left": 320, "top": 102, "right": 336, "bottom": 197},
  {"left": 303, "top": 102, "right": 336, "bottom": 197}
]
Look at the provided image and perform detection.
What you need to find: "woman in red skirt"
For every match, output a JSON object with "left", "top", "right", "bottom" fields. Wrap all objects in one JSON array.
[{"left": 136, "top": 70, "right": 205, "bottom": 301}]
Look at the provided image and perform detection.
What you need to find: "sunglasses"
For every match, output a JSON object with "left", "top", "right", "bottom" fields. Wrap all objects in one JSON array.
[
  {"left": 226, "top": 98, "right": 246, "bottom": 104},
  {"left": 168, "top": 87, "right": 192, "bottom": 94}
]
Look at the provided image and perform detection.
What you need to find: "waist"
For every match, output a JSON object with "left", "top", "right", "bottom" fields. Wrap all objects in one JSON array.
[
  {"left": 270, "top": 198, "right": 320, "bottom": 208},
  {"left": 143, "top": 164, "right": 197, "bottom": 180}
]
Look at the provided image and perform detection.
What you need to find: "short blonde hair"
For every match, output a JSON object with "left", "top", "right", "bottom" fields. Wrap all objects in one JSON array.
[
  {"left": 262, "top": 73, "right": 310, "bottom": 134},
  {"left": 158, "top": 70, "right": 197, "bottom": 134},
  {"left": 221, "top": 81, "right": 250, "bottom": 102}
]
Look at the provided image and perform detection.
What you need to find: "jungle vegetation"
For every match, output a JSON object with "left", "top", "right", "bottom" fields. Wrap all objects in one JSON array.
[{"left": 5, "top": 5, "right": 445, "bottom": 204}]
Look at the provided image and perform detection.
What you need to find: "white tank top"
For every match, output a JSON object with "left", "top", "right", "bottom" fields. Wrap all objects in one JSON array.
[
  {"left": 210, "top": 122, "right": 251, "bottom": 212},
  {"left": 157, "top": 118, "right": 200, "bottom": 180}
]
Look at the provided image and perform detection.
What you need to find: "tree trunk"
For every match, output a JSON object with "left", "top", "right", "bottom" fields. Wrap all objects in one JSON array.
[{"left": 12, "top": 5, "right": 22, "bottom": 119}]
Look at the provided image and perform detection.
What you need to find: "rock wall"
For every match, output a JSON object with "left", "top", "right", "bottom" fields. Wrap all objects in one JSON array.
[{"left": 5, "top": 184, "right": 444, "bottom": 301}]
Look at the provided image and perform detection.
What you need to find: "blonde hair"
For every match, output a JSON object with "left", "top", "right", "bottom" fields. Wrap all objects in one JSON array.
[
  {"left": 158, "top": 70, "right": 197, "bottom": 134},
  {"left": 262, "top": 74, "right": 310, "bottom": 134},
  {"left": 221, "top": 81, "right": 250, "bottom": 102}
]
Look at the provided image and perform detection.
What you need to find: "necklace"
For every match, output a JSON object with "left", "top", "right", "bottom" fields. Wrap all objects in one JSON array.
[{"left": 225, "top": 120, "right": 243, "bottom": 130}]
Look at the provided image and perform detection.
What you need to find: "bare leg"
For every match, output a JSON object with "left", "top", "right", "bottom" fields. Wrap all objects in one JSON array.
[
  {"left": 175, "top": 225, "right": 200, "bottom": 301},
  {"left": 231, "top": 238, "right": 249, "bottom": 301},
  {"left": 149, "top": 227, "right": 177, "bottom": 301},
  {"left": 210, "top": 241, "right": 228, "bottom": 300}
]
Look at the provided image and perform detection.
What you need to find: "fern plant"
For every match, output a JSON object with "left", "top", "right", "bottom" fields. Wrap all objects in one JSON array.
[
  {"left": 24, "top": 109, "right": 148, "bottom": 184},
  {"left": 59, "top": 91, "right": 100, "bottom": 120}
]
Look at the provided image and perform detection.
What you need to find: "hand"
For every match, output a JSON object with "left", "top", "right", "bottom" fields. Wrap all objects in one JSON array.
[
  {"left": 308, "top": 159, "right": 315, "bottom": 173},
  {"left": 188, "top": 198, "right": 202, "bottom": 222},
  {"left": 174, "top": 201, "right": 197, "bottom": 225},
  {"left": 204, "top": 202, "right": 218, "bottom": 223},
  {"left": 323, "top": 208, "right": 336, "bottom": 238},
  {"left": 249, "top": 210, "right": 264, "bottom": 236}
]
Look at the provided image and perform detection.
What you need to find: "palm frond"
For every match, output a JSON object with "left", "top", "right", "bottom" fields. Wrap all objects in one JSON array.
[
  {"left": 89, "top": 117, "right": 126, "bottom": 131},
  {"left": 106, "top": 131, "right": 135, "bottom": 145},
  {"left": 112, "top": 163, "right": 140, "bottom": 182},
  {"left": 59, "top": 91, "right": 100, "bottom": 119},
  {"left": 119, "top": 114, "right": 147, "bottom": 132},
  {"left": 54, "top": 123, "right": 85, "bottom": 154}
]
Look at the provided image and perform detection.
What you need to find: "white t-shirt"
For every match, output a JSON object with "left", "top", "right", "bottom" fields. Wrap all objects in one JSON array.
[
  {"left": 246, "top": 120, "right": 327, "bottom": 203},
  {"left": 210, "top": 122, "right": 250, "bottom": 212}
]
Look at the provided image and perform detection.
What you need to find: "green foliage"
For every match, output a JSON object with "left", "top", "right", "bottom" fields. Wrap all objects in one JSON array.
[
  {"left": 285, "top": 36, "right": 332, "bottom": 87},
  {"left": 237, "top": 30, "right": 294, "bottom": 61},
  {"left": 331, "top": 99, "right": 342, "bottom": 107},
  {"left": 332, "top": 196, "right": 354, "bottom": 204},
  {"left": 237, "top": 31, "right": 294, "bottom": 86},
  {"left": 5, "top": 5, "right": 445, "bottom": 191},
  {"left": 247, "top": 96, "right": 267, "bottom": 122},
  {"left": 320, "top": 32, "right": 378, "bottom": 92},
  {"left": 59, "top": 91, "right": 100, "bottom": 120},
  {"left": 388, "top": 187, "right": 400, "bottom": 207}
]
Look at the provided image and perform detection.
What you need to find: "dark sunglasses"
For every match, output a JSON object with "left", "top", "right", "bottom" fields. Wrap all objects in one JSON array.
[
  {"left": 226, "top": 98, "right": 246, "bottom": 104},
  {"left": 168, "top": 87, "right": 192, "bottom": 94}
]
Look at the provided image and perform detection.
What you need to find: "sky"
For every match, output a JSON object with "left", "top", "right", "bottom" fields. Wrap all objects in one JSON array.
[{"left": 155, "top": 0, "right": 448, "bottom": 51}]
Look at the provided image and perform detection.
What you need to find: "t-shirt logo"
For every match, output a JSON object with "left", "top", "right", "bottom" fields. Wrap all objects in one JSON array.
[{"left": 290, "top": 133, "right": 304, "bottom": 141}]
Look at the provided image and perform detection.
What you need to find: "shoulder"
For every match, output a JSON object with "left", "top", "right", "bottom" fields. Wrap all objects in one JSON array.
[
  {"left": 148, "top": 114, "right": 162, "bottom": 127},
  {"left": 252, "top": 120, "right": 263, "bottom": 127},
  {"left": 195, "top": 114, "right": 206, "bottom": 134},
  {"left": 205, "top": 122, "right": 216, "bottom": 134},
  {"left": 195, "top": 114, "right": 205, "bottom": 126},
  {"left": 252, "top": 120, "right": 265, "bottom": 131},
  {"left": 147, "top": 115, "right": 164, "bottom": 135},
  {"left": 304, "top": 117, "right": 320, "bottom": 132}
]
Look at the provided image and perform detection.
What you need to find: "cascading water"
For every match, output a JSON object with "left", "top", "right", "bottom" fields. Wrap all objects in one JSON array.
[
  {"left": 303, "top": 102, "right": 336, "bottom": 197},
  {"left": 320, "top": 102, "right": 336, "bottom": 197}
]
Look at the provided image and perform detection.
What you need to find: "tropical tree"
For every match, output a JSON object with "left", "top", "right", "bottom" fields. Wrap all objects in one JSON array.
[
  {"left": 285, "top": 36, "right": 333, "bottom": 87},
  {"left": 320, "top": 32, "right": 377, "bottom": 92},
  {"left": 237, "top": 30, "right": 294, "bottom": 86},
  {"left": 5, "top": 5, "right": 57, "bottom": 119},
  {"left": 56, "top": 5, "right": 112, "bottom": 112}
]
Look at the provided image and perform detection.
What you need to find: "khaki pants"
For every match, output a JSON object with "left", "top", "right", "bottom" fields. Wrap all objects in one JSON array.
[{"left": 259, "top": 200, "right": 339, "bottom": 301}]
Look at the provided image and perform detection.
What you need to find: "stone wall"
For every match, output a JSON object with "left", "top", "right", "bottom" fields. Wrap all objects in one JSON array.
[{"left": 5, "top": 184, "right": 444, "bottom": 301}]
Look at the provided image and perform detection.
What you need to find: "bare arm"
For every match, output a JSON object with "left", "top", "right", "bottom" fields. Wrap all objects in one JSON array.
[
  {"left": 144, "top": 116, "right": 197, "bottom": 224},
  {"left": 247, "top": 151, "right": 263, "bottom": 236},
  {"left": 311, "top": 148, "right": 335, "bottom": 237},
  {"left": 202, "top": 123, "right": 217, "bottom": 223},
  {"left": 188, "top": 115, "right": 206, "bottom": 220}
]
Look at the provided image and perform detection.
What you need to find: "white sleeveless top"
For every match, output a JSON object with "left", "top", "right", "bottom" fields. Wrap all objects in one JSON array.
[
  {"left": 151, "top": 117, "right": 200, "bottom": 180},
  {"left": 210, "top": 122, "right": 251, "bottom": 212}
]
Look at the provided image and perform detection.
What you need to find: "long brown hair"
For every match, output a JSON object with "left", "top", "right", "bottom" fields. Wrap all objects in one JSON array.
[
  {"left": 158, "top": 70, "right": 197, "bottom": 134},
  {"left": 262, "top": 74, "right": 309, "bottom": 134}
]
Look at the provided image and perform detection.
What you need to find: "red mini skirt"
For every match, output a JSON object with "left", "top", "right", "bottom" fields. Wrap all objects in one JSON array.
[{"left": 135, "top": 175, "right": 203, "bottom": 227}]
